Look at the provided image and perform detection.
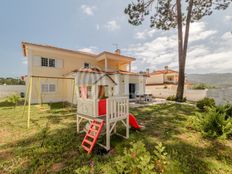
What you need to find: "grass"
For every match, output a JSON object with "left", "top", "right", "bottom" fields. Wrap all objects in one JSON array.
[{"left": 0, "top": 102, "right": 232, "bottom": 173}]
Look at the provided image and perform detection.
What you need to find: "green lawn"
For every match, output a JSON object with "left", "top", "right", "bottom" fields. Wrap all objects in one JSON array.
[{"left": 0, "top": 102, "right": 232, "bottom": 173}]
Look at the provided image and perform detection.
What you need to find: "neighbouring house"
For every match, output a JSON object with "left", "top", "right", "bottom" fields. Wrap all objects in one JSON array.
[
  {"left": 22, "top": 42, "right": 146, "bottom": 103},
  {"left": 146, "top": 66, "right": 192, "bottom": 90}
]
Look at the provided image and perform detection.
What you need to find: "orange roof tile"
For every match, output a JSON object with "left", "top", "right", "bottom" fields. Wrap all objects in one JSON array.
[{"left": 150, "top": 69, "right": 178, "bottom": 75}]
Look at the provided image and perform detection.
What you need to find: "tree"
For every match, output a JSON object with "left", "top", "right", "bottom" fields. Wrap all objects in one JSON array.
[{"left": 125, "top": 0, "right": 232, "bottom": 101}]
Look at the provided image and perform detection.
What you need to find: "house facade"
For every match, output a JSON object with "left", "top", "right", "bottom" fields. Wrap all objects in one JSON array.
[
  {"left": 22, "top": 42, "right": 146, "bottom": 103},
  {"left": 146, "top": 66, "right": 191, "bottom": 90}
]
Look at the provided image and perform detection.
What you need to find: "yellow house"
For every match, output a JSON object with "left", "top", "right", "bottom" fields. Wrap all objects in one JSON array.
[{"left": 22, "top": 42, "right": 146, "bottom": 103}]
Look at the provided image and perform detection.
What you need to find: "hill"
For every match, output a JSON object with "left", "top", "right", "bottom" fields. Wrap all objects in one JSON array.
[{"left": 187, "top": 73, "right": 232, "bottom": 88}]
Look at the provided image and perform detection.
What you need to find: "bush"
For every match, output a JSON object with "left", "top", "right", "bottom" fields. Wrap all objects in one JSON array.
[
  {"left": 6, "top": 94, "right": 21, "bottom": 108},
  {"left": 167, "top": 95, "right": 186, "bottom": 102},
  {"left": 216, "top": 104, "right": 232, "bottom": 120},
  {"left": 196, "top": 107, "right": 232, "bottom": 139},
  {"left": 167, "top": 95, "right": 176, "bottom": 101},
  {"left": 192, "top": 83, "right": 215, "bottom": 90},
  {"left": 75, "top": 141, "right": 168, "bottom": 174},
  {"left": 196, "top": 97, "right": 215, "bottom": 111},
  {"left": 186, "top": 107, "right": 232, "bottom": 139}
]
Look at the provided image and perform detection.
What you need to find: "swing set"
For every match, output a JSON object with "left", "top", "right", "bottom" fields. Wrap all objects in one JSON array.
[{"left": 22, "top": 75, "right": 76, "bottom": 128}]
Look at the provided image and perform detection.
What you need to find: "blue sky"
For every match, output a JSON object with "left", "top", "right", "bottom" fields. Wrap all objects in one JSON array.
[{"left": 0, "top": 0, "right": 232, "bottom": 77}]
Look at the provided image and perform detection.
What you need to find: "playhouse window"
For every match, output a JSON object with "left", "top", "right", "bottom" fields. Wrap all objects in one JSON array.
[
  {"left": 98, "top": 85, "right": 109, "bottom": 99},
  {"left": 79, "top": 86, "right": 92, "bottom": 99},
  {"left": 84, "top": 63, "right": 90, "bottom": 68}
]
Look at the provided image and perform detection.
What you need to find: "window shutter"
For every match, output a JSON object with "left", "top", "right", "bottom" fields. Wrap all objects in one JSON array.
[
  {"left": 32, "top": 56, "right": 41, "bottom": 66},
  {"left": 56, "top": 59, "right": 63, "bottom": 68}
]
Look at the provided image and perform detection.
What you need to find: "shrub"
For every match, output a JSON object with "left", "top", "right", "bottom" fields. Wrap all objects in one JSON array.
[
  {"left": 192, "top": 83, "right": 215, "bottom": 90},
  {"left": 167, "top": 95, "right": 176, "bottom": 101},
  {"left": 167, "top": 95, "right": 186, "bottom": 102},
  {"left": 197, "top": 107, "right": 232, "bottom": 139},
  {"left": 216, "top": 104, "right": 232, "bottom": 120},
  {"left": 76, "top": 141, "right": 168, "bottom": 174},
  {"left": 6, "top": 94, "right": 21, "bottom": 108},
  {"left": 196, "top": 97, "right": 215, "bottom": 111}
]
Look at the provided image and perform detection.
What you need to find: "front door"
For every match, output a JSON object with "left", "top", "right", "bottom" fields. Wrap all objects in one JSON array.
[{"left": 129, "top": 83, "right": 136, "bottom": 99}]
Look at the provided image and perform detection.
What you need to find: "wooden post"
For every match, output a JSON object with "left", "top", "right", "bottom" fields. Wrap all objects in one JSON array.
[
  {"left": 126, "top": 99, "right": 129, "bottom": 139},
  {"left": 38, "top": 77, "right": 41, "bottom": 106},
  {"left": 22, "top": 78, "right": 30, "bottom": 117},
  {"left": 27, "top": 77, "right": 33, "bottom": 128},
  {"left": 106, "top": 98, "right": 110, "bottom": 150},
  {"left": 105, "top": 57, "right": 108, "bottom": 71},
  {"left": 77, "top": 114, "right": 80, "bottom": 133},
  {"left": 71, "top": 79, "right": 75, "bottom": 110}
]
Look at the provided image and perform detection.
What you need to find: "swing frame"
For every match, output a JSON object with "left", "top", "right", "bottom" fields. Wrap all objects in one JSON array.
[{"left": 22, "top": 75, "right": 75, "bottom": 128}]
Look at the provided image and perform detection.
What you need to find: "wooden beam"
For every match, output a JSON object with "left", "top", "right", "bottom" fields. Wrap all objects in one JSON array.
[
  {"left": 27, "top": 77, "right": 33, "bottom": 128},
  {"left": 22, "top": 78, "right": 30, "bottom": 117},
  {"left": 31, "top": 75, "right": 74, "bottom": 80}
]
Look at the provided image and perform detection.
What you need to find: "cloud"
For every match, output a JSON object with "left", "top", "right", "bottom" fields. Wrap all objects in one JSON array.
[
  {"left": 221, "top": 32, "right": 232, "bottom": 40},
  {"left": 104, "top": 20, "right": 120, "bottom": 31},
  {"left": 96, "top": 24, "right": 100, "bottom": 30},
  {"left": 81, "top": 5, "right": 96, "bottom": 16},
  {"left": 124, "top": 21, "right": 232, "bottom": 73},
  {"left": 134, "top": 29, "right": 156, "bottom": 40},
  {"left": 21, "top": 59, "right": 28, "bottom": 65},
  {"left": 78, "top": 46, "right": 98, "bottom": 54},
  {"left": 225, "top": 15, "right": 232, "bottom": 22},
  {"left": 187, "top": 22, "right": 217, "bottom": 42}
]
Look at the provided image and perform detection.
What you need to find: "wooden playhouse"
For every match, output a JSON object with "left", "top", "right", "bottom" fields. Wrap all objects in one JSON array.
[{"left": 74, "top": 68, "right": 132, "bottom": 153}]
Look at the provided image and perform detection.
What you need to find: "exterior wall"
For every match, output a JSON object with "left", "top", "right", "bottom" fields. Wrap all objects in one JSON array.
[
  {"left": 146, "top": 86, "right": 207, "bottom": 101},
  {"left": 27, "top": 46, "right": 97, "bottom": 103},
  {"left": 0, "top": 85, "right": 26, "bottom": 99},
  {"left": 111, "top": 74, "right": 146, "bottom": 97},
  {"left": 97, "top": 60, "right": 129, "bottom": 71},
  {"left": 25, "top": 45, "right": 142, "bottom": 103},
  {"left": 146, "top": 73, "right": 178, "bottom": 85},
  {"left": 164, "top": 73, "right": 178, "bottom": 83},
  {"left": 207, "top": 88, "right": 232, "bottom": 105},
  {"left": 146, "top": 74, "right": 164, "bottom": 84}
]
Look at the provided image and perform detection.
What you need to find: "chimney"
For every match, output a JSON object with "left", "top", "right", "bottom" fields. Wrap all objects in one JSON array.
[
  {"left": 164, "top": 66, "right": 169, "bottom": 70},
  {"left": 146, "top": 68, "right": 150, "bottom": 75},
  {"left": 115, "top": 49, "right": 121, "bottom": 55}
]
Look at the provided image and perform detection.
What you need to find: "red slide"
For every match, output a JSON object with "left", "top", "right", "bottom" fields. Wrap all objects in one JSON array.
[{"left": 129, "top": 113, "right": 141, "bottom": 129}]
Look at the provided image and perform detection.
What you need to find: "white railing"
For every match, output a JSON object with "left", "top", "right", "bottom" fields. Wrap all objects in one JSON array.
[{"left": 106, "top": 97, "right": 129, "bottom": 123}]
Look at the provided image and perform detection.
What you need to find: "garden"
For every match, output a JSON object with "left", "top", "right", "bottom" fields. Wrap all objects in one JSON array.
[{"left": 0, "top": 96, "right": 232, "bottom": 173}]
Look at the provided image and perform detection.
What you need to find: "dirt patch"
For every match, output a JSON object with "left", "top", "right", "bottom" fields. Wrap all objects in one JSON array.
[
  {"left": 0, "top": 149, "right": 13, "bottom": 161},
  {"left": 51, "top": 162, "right": 65, "bottom": 173}
]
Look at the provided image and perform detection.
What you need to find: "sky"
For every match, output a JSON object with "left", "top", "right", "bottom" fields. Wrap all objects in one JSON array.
[{"left": 0, "top": 0, "right": 232, "bottom": 77}]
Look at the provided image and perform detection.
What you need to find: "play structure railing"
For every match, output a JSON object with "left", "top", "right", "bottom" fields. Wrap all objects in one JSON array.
[
  {"left": 76, "top": 96, "right": 129, "bottom": 120},
  {"left": 106, "top": 97, "right": 129, "bottom": 123}
]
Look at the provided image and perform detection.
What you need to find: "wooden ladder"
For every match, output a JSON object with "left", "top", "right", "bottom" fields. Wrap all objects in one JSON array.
[{"left": 82, "top": 119, "right": 104, "bottom": 154}]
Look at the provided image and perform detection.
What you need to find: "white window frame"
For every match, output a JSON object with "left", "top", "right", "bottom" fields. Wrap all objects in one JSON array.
[{"left": 41, "top": 57, "right": 56, "bottom": 68}]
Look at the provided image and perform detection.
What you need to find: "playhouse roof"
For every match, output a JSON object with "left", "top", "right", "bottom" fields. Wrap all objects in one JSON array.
[{"left": 75, "top": 68, "right": 116, "bottom": 86}]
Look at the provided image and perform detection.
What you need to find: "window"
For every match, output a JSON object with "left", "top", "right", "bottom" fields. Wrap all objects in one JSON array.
[
  {"left": 41, "top": 57, "right": 56, "bottom": 67},
  {"left": 41, "top": 84, "right": 56, "bottom": 93},
  {"left": 98, "top": 85, "right": 109, "bottom": 99},
  {"left": 41, "top": 84, "right": 49, "bottom": 92},
  {"left": 84, "top": 63, "right": 90, "bottom": 68},
  {"left": 49, "top": 84, "right": 56, "bottom": 92},
  {"left": 41, "top": 57, "right": 48, "bottom": 67},
  {"left": 49, "top": 59, "right": 55, "bottom": 67}
]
